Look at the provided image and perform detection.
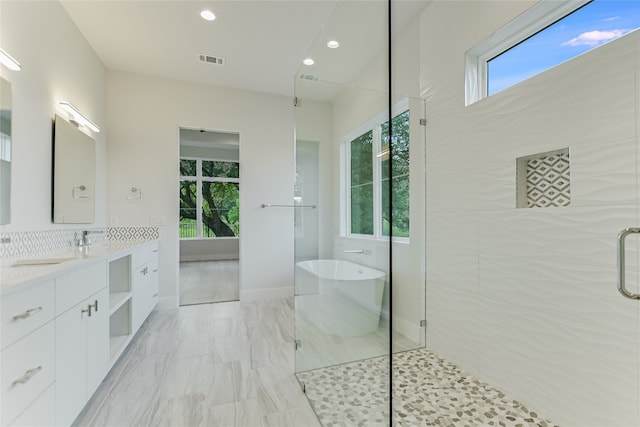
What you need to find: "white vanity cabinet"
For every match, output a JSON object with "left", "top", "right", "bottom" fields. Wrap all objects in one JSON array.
[
  {"left": 0, "top": 239, "right": 159, "bottom": 427},
  {"left": 55, "top": 261, "right": 109, "bottom": 427}
]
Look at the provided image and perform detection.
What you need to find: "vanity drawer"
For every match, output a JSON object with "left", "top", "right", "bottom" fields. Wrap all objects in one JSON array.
[
  {"left": 131, "top": 241, "right": 158, "bottom": 268},
  {"left": 9, "top": 383, "right": 54, "bottom": 427},
  {"left": 1, "top": 322, "right": 55, "bottom": 426},
  {"left": 1, "top": 279, "right": 55, "bottom": 350},
  {"left": 56, "top": 260, "right": 107, "bottom": 315}
]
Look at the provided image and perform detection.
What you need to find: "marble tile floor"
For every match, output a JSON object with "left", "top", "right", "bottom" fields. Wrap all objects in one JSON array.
[
  {"left": 297, "top": 348, "right": 560, "bottom": 427},
  {"left": 74, "top": 298, "right": 321, "bottom": 427},
  {"left": 179, "top": 260, "right": 239, "bottom": 306}
]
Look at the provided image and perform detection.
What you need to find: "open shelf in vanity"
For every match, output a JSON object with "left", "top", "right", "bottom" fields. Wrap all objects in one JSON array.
[{"left": 107, "top": 254, "right": 132, "bottom": 361}]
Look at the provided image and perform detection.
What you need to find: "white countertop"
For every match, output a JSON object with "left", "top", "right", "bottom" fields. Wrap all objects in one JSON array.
[{"left": 0, "top": 240, "right": 156, "bottom": 295}]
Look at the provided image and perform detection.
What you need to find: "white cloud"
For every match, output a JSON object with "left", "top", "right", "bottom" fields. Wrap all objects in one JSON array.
[
  {"left": 603, "top": 16, "right": 620, "bottom": 22},
  {"left": 562, "top": 29, "right": 628, "bottom": 47}
]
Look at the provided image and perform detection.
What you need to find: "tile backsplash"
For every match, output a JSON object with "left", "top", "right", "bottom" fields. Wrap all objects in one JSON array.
[{"left": 0, "top": 227, "right": 159, "bottom": 259}]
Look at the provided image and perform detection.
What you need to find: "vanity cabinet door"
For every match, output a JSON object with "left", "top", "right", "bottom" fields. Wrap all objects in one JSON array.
[
  {"left": 55, "top": 288, "right": 109, "bottom": 427},
  {"left": 131, "top": 262, "right": 148, "bottom": 334},
  {"left": 148, "top": 258, "right": 159, "bottom": 312},
  {"left": 55, "top": 300, "right": 87, "bottom": 426},
  {"left": 86, "top": 288, "right": 109, "bottom": 396},
  {"left": 131, "top": 243, "right": 159, "bottom": 334}
]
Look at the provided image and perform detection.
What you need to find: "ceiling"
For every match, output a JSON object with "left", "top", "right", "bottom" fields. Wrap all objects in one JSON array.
[{"left": 60, "top": 1, "right": 431, "bottom": 99}]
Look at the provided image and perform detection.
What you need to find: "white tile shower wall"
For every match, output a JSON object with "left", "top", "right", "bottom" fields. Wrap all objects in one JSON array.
[
  {"left": 0, "top": 227, "right": 158, "bottom": 258},
  {"left": 421, "top": 2, "right": 639, "bottom": 426}
]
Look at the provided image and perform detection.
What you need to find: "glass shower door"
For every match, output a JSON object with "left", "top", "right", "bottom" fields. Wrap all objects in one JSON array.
[
  {"left": 291, "top": 2, "right": 393, "bottom": 422},
  {"left": 293, "top": 79, "right": 392, "bottom": 426}
]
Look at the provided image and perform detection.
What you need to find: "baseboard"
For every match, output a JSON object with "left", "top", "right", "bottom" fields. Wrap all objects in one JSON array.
[
  {"left": 240, "top": 286, "right": 294, "bottom": 302},
  {"left": 156, "top": 296, "right": 178, "bottom": 310},
  {"left": 179, "top": 254, "right": 239, "bottom": 262},
  {"left": 392, "top": 315, "right": 422, "bottom": 344}
]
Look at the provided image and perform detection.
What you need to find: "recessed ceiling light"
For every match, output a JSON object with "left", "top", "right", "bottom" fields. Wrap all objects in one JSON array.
[
  {"left": 200, "top": 9, "right": 216, "bottom": 21},
  {"left": 303, "top": 58, "right": 314, "bottom": 66},
  {"left": 327, "top": 40, "right": 340, "bottom": 49}
]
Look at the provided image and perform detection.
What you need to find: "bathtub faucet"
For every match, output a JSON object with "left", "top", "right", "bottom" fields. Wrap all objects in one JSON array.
[{"left": 343, "top": 249, "right": 371, "bottom": 255}]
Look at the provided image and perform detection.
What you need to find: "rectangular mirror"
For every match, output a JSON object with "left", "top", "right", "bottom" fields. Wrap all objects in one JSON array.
[
  {"left": 0, "top": 77, "right": 12, "bottom": 224},
  {"left": 52, "top": 114, "right": 95, "bottom": 223}
]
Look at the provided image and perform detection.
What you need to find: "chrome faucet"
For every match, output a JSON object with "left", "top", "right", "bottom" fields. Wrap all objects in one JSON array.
[
  {"left": 75, "top": 230, "right": 104, "bottom": 247},
  {"left": 76, "top": 230, "right": 91, "bottom": 247}
]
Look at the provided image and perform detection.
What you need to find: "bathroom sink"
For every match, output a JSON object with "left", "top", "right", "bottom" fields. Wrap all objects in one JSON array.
[{"left": 12, "top": 257, "right": 75, "bottom": 267}]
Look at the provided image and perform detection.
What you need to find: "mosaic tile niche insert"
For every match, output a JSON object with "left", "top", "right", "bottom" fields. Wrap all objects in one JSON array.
[{"left": 517, "top": 148, "right": 570, "bottom": 208}]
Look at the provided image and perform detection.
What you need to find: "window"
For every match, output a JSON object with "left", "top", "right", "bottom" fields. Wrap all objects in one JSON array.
[
  {"left": 345, "top": 103, "right": 410, "bottom": 239},
  {"left": 381, "top": 111, "right": 410, "bottom": 238},
  {"left": 466, "top": 0, "right": 640, "bottom": 104},
  {"left": 179, "top": 158, "right": 239, "bottom": 239}
]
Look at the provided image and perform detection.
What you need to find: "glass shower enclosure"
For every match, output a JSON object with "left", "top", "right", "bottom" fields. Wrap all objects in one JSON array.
[
  {"left": 292, "top": 1, "right": 427, "bottom": 425},
  {"left": 293, "top": 1, "right": 640, "bottom": 426}
]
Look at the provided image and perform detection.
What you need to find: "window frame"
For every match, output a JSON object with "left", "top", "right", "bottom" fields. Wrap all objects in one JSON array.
[
  {"left": 465, "top": 0, "right": 591, "bottom": 106},
  {"left": 179, "top": 156, "right": 240, "bottom": 240},
  {"left": 342, "top": 98, "right": 410, "bottom": 242}
]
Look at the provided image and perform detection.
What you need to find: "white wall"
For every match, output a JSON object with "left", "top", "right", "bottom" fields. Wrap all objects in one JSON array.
[
  {"left": 107, "top": 71, "right": 294, "bottom": 307},
  {"left": 0, "top": 0, "right": 107, "bottom": 232},
  {"left": 420, "top": 1, "right": 639, "bottom": 425},
  {"left": 294, "top": 99, "right": 333, "bottom": 259}
]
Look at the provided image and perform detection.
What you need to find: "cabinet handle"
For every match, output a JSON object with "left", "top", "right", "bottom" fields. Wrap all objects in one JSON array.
[
  {"left": 82, "top": 306, "right": 91, "bottom": 318},
  {"left": 12, "top": 366, "right": 42, "bottom": 386},
  {"left": 88, "top": 299, "right": 99, "bottom": 316},
  {"left": 152, "top": 269, "right": 158, "bottom": 273},
  {"left": 152, "top": 249, "right": 158, "bottom": 253},
  {"left": 152, "top": 293, "right": 158, "bottom": 298},
  {"left": 12, "top": 306, "right": 43, "bottom": 321}
]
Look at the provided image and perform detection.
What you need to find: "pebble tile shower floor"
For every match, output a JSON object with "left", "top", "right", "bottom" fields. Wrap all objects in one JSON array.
[{"left": 297, "top": 348, "right": 560, "bottom": 427}]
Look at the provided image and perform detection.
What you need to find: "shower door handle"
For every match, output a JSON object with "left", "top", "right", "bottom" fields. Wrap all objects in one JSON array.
[{"left": 617, "top": 228, "right": 640, "bottom": 300}]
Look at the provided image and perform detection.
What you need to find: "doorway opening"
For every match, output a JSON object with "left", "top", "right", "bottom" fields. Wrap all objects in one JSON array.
[{"left": 178, "top": 128, "right": 240, "bottom": 306}]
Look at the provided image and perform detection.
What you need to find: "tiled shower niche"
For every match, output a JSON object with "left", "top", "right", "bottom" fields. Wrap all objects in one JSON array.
[{"left": 516, "top": 148, "right": 570, "bottom": 208}]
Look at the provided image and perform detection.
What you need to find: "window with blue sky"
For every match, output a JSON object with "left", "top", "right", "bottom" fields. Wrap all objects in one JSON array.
[{"left": 488, "top": 0, "right": 640, "bottom": 96}]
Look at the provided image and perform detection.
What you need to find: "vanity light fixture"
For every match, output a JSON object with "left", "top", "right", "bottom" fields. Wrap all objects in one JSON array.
[
  {"left": 303, "top": 58, "right": 314, "bottom": 66},
  {"left": 327, "top": 40, "right": 340, "bottom": 49},
  {"left": 200, "top": 9, "right": 216, "bottom": 21},
  {"left": 59, "top": 101, "right": 101, "bottom": 133},
  {"left": 0, "top": 48, "right": 21, "bottom": 71}
]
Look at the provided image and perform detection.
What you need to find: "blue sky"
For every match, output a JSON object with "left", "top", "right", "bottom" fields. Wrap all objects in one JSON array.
[{"left": 488, "top": 0, "right": 640, "bottom": 95}]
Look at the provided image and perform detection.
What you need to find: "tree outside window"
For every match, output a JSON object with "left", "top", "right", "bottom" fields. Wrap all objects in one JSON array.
[
  {"left": 179, "top": 159, "right": 239, "bottom": 239},
  {"left": 381, "top": 110, "right": 410, "bottom": 238}
]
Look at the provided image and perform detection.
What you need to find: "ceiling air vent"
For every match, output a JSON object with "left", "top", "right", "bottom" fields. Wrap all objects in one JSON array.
[
  {"left": 298, "top": 74, "right": 319, "bottom": 81},
  {"left": 198, "top": 54, "right": 225, "bottom": 66}
]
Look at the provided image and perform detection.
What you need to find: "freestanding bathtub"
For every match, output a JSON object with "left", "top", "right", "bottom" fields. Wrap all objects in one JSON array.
[{"left": 295, "top": 259, "right": 386, "bottom": 336}]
